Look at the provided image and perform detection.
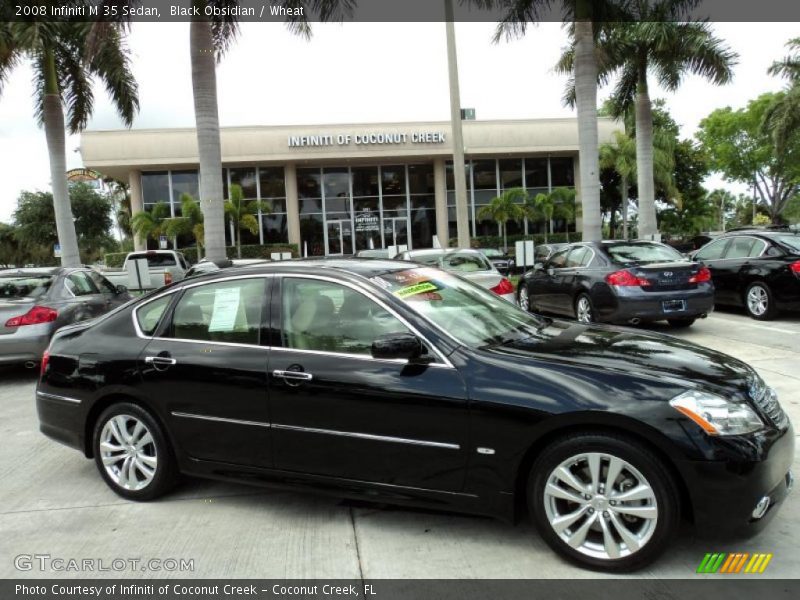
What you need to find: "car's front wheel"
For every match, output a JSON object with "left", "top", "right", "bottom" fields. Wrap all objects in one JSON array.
[
  {"left": 575, "top": 294, "right": 594, "bottom": 324},
  {"left": 745, "top": 282, "right": 777, "bottom": 320},
  {"left": 93, "top": 402, "right": 177, "bottom": 501},
  {"left": 518, "top": 283, "right": 531, "bottom": 312},
  {"left": 528, "top": 433, "right": 679, "bottom": 572}
]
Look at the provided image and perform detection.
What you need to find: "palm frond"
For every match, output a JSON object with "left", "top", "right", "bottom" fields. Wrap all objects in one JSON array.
[{"left": 85, "top": 23, "right": 139, "bottom": 127}]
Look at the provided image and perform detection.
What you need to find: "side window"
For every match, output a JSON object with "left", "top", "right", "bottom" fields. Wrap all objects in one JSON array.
[
  {"left": 725, "top": 237, "right": 757, "bottom": 259},
  {"left": 281, "top": 278, "right": 410, "bottom": 355},
  {"left": 136, "top": 295, "right": 172, "bottom": 336},
  {"left": 748, "top": 239, "right": 767, "bottom": 258},
  {"left": 170, "top": 278, "right": 266, "bottom": 345},
  {"left": 695, "top": 239, "right": 729, "bottom": 261},
  {"left": 566, "top": 247, "right": 589, "bottom": 268},
  {"left": 87, "top": 270, "right": 118, "bottom": 295},
  {"left": 548, "top": 248, "right": 570, "bottom": 268},
  {"left": 65, "top": 272, "right": 99, "bottom": 296}
]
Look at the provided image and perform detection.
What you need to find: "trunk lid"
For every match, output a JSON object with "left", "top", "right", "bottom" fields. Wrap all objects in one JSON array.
[{"left": 626, "top": 261, "right": 701, "bottom": 292}]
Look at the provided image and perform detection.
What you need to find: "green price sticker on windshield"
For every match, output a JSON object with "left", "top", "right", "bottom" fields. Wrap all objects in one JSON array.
[{"left": 394, "top": 281, "right": 438, "bottom": 299}]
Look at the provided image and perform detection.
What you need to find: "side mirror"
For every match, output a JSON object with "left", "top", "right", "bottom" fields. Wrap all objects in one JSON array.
[
  {"left": 371, "top": 332, "right": 423, "bottom": 361},
  {"left": 116, "top": 284, "right": 128, "bottom": 295},
  {"left": 533, "top": 263, "right": 544, "bottom": 271}
]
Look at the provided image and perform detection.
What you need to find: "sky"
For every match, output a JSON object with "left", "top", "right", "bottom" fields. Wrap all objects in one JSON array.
[{"left": 0, "top": 21, "right": 797, "bottom": 223}]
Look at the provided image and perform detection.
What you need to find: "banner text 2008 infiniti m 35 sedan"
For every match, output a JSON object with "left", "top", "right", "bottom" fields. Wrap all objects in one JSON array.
[{"left": 36, "top": 259, "right": 793, "bottom": 571}]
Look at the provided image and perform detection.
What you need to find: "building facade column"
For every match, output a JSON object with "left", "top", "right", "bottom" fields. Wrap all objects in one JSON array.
[
  {"left": 572, "top": 154, "right": 583, "bottom": 235},
  {"left": 433, "top": 158, "right": 449, "bottom": 248},
  {"left": 284, "top": 163, "right": 301, "bottom": 253},
  {"left": 128, "top": 169, "right": 146, "bottom": 251}
]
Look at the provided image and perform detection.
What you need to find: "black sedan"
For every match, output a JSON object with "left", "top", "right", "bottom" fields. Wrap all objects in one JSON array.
[
  {"left": 691, "top": 230, "right": 800, "bottom": 320},
  {"left": 37, "top": 260, "right": 793, "bottom": 571},
  {"left": 517, "top": 241, "right": 714, "bottom": 328}
]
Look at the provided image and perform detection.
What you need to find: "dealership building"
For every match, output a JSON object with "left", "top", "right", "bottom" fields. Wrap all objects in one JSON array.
[{"left": 80, "top": 118, "right": 618, "bottom": 256}]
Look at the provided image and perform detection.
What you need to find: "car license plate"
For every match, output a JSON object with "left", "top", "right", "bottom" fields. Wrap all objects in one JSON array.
[{"left": 662, "top": 299, "right": 686, "bottom": 313}]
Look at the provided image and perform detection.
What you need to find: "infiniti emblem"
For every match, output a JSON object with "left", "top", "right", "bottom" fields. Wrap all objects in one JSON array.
[{"left": 663, "top": 271, "right": 673, "bottom": 277}]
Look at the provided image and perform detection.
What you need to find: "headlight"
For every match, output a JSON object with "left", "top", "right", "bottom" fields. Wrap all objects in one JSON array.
[{"left": 670, "top": 390, "right": 763, "bottom": 436}]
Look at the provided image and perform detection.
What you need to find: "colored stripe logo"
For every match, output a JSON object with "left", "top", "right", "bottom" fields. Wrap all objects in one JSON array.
[{"left": 697, "top": 552, "right": 773, "bottom": 574}]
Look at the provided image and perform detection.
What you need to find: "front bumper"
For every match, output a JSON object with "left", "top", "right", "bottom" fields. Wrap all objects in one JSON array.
[{"left": 680, "top": 422, "right": 795, "bottom": 538}]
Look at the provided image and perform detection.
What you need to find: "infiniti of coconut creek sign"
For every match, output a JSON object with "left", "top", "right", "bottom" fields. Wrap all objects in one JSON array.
[{"left": 288, "top": 131, "right": 447, "bottom": 148}]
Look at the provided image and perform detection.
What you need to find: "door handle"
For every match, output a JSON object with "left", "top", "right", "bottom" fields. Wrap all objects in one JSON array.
[
  {"left": 145, "top": 356, "right": 177, "bottom": 371},
  {"left": 272, "top": 370, "right": 313, "bottom": 382}
]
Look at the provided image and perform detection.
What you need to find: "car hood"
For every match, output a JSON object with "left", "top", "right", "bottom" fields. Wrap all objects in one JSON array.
[{"left": 486, "top": 319, "right": 752, "bottom": 395}]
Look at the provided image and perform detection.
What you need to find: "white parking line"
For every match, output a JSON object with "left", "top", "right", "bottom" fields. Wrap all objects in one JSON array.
[{"left": 707, "top": 314, "right": 800, "bottom": 335}]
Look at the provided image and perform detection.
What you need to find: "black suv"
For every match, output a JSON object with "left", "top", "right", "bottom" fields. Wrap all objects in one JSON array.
[{"left": 691, "top": 230, "right": 800, "bottom": 320}]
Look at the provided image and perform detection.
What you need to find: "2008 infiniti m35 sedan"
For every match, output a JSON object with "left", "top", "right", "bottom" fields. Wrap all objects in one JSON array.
[{"left": 36, "top": 259, "right": 793, "bottom": 571}]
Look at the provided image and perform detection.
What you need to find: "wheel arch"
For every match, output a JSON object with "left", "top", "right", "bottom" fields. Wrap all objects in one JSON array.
[{"left": 512, "top": 417, "right": 694, "bottom": 525}]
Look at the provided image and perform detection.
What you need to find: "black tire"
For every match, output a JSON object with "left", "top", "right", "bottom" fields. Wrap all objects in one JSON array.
[
  {"left": 518, "top": 283, "right": 531, "bottom": 312},
  {"left": 93, "top": 402, "right": 177, "bottom": 501},
  {"left": 667, "top": 318, "right": 696, "bottom": 328},
  {"left": 528, "top": 432, "right": 680, "bottom": 572},
  {"left": 744, "top": 281, "right": 778, "bottom": 321},
  {"left": 575, "top": 293, "right": 594, "bottom": 324}
]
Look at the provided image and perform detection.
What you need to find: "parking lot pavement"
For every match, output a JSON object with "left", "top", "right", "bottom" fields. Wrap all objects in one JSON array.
[{"left": 1, "top": 309, "right": 798, "bottom": 580}]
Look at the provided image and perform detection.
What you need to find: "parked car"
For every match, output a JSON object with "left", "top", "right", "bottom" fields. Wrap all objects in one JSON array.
[
  {"left": 476, "top": 248, "right": 514, "bottom": 275},
  {"left": 37, "top": 259, "right": 793, "bottom": 571},
  {"left": 101, "top": 250, "right": 190, "bottom": 291},
  {"left": 534, "top": 243, "right": 568, "bottom": 266},
  {"left": 1, "top": 267, "right": 130, "bottom": 367},
  {"left": 355, "top": 249, "right": 390, "bottom": 259},
  {"left": 690, "top": 230, "right": 800, "bottom": 320},
  {"left": 517, "top": 241, "right": 714, "bottom": 327},
  {"left": 184, "top": 258, "right": 269, "bottom": 279},
  {"left": 394, "top": 248, "right": 515, "bottom": 301}
]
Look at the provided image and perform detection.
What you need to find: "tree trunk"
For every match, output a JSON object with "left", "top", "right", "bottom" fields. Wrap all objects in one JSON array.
[
  {"left": 237, "top": 222, "right": 242, "bottom": 259},
  {"left": 500, "top": 220, "right": 507, "bottom": 253},
  {"left": 191, "top": 18, "right": 226, "bottom": 261},
  {"left": 621, "top": 175, "right": 629, "bottom": 239},
  {"left": 42, "top": 51, "right": 81, "bottom": 267},
  {"left": 635, "top": 71, "right": 657, "bottom": 239},
  {"left": 573, "top": 14, "right": 602, "bottom": 242}
]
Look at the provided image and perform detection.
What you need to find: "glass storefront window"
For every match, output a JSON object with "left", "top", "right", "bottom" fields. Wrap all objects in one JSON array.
[
  {"left": 299, "top": 198, "right": 323, "bottom": 214},
  {"left": 499, "top": 159, "right": 523, "bottom": 189},
  {"left": 411, "top": 195, "right": 435, "bottom": 210},
  {"left": 229, "top": 167, "right": 257, "bottom": 199},
  {"left": 525, "top": 158, "right": 548, "bottom": 188},
  {"left": 262, "top": 213, "right": 287, "bottom": 244},
  {"left": 259, "top": 167, "right": 285, "bottom": 198},
  {"left": 550, "top": 157, "right": 575, "bottom": 187},
  {"left": 297, "top": 169, "right": 322, "bottom": 199},
  {"left": 411, "top": 208, "right": 435, "bottom": 249},
  {"left": 264, "top": 198, "right": 286, "bottom": 213},
  {"left": 324, "top": 195, "right": 349, "bottom": 214},
  {"left": 300, "top": 214, "right": 324, "bottom": 257},
  {"left": 381, "top": 166, "right": 406, "bottom": 195},
  {"left": 351, "top": 167, "right": 380, "bottom": 197},
  {"left": 323, "top": 168, "right": 349, "bottom": 199},
  {"left": 445, "top": 162, "right": 472, "bottom": 191},
  {"left": 408, "top": 164, "right": 434, "bottom": 194},
  {"left": 141, "top": 172, "right": 170, "bottom": 205},
  {"left": 472, "top": 160, "right": 497, "bottom": 190},
  {"left": 170, "top": 170, "right": 199, "bottom": 204},
  {"left": 382, "top": 196, "right": 408, "bottom": 213},
  {"left": 353, "top": 196, "right": 379, "bottom": 212}
]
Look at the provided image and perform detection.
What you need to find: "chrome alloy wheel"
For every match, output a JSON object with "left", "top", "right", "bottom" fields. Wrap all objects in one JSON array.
[
  {"left": 576, "top": 296, "right": 593, "bottom": 324},
  {"left": 542, "top": 452, "right": 658, "bottom": 560},
  {"left": 747, "top": 285, "right": 769, "bottom": 317},
  {"left": 99, "top": 415, "right": 157, "bottom": 491},
  {"left": 519, "top": 285, "right": 530, "bottom": 311}
]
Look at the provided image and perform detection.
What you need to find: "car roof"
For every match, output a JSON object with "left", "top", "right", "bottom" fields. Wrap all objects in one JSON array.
[
  {"left": 719, "top": 229, "right": 798, "bottom": 239},
  {"left": 183, "top": 258, "right": 418, "bottom": 283},
  {"left": 404, "top": 248, "right": 479, "bottom": 256}
]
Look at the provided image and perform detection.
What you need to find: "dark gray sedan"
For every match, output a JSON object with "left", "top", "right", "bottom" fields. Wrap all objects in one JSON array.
[
  {"left": 0, "top": 267, "right": 130, "bottom": 367},
  {"left": 517, "top": 241, "right": 715, "bottom": 328}
]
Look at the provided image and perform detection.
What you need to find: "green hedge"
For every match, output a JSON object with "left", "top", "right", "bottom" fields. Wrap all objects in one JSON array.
[{"left": 104, "top": 243, "right": 299, "bottom": 268}]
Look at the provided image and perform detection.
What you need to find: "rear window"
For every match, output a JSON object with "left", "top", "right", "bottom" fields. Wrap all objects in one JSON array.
[
  {"left": 443, "top": 252, "right": 492, "bottom": 272},
  {"left": 773, "top": 234, "right": 800, "bottom": 253},
  {"left": 128, "top": 253, "right": 177, "bottom": 267},
  {"left": 605, "top": 243, "right": 686, "bottom": 265},
  {"left": 0, "top": 275, "right": 54, "bottom": 299}
]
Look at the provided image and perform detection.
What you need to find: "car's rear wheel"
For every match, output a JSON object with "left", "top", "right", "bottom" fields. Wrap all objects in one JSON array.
[
  {"left": 575, "top": 294, "right": 594, "bottom": 324},
  {"left": 667, "top": 318, "right": 696, "bottom": 328},
  {"left": 518, "top": 283, "right": 531, "bottom": 312},
  {"left": 745, "top": 282, "right": 777, "bottom": 320},
  {"left": 528, "top": 433, "right": 679, "bottom": 572},
  {"left": 93, "top": 402, "right": 177, "bottom": 501}
]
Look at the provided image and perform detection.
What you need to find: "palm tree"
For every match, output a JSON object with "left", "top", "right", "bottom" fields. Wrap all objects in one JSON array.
[
  {"left": 579, "top": 3, "right": 736, "bottom": 239},
  {"left": 0, "top": 16, "right": 138, "bottom": 267},
  {"left": 550, "top": 187, "right": 577, "bottom": 241},
  {"left": 763, "top": 37, "right": 800, "bottom": 153},
  {"left": 226, "top": 184, "right": 270, "bottom": 259},
  {"left": 190, "top": 1, "right": 355, "bottom": 262},
  {"left": 163, "top": 194, "right": 205, "bottom": 258},
  {"left": 527, "top": 188, "right": 576, "bottom": 243},
  {"left": 481, "top": 0, "right": 628, "bottom": 243},
  {"left": 131, "top": 202, "right": 170, "bottom": 247},
  {"left": 476, "top": 188, "right": 527, "bottom": 252}
]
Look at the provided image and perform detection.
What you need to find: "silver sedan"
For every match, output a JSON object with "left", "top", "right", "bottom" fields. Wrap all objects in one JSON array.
[{"left": 0, "top": 267, "right": 131, "bottom": 368}]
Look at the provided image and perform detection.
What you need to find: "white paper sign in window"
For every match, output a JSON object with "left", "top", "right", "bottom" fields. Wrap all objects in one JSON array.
[{"left": 208, "top": 287, "right": 241, "bottom": 332}]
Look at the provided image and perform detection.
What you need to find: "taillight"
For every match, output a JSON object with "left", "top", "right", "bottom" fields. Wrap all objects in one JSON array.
[
  {"left": 164, "top": 272, "right": 173, "bottom": 285},
  {"left": 490, "top": 278, "right": 515, "bottom": 296},
  {"left": 40, "top": 349, "right": 50, "bottom": 377},
  {"left": 605, "top": 270, "right": 651, "bottom": 287},
  {"left": 689, "top": 267, "right": 712, "bottom": 283},
  {"left": 5, "top": 306, "right": 58, "bottom": 328},
  {"left": 791, "top": 261, "right": 800, "bottom": 276}
]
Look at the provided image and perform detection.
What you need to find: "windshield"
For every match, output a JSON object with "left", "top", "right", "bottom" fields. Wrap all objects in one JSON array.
[
  {"left": 605, "top": 243, "right": 686, "bottom": 265},
  {"left": 0, "top": 275, "right": 54, "bottom": 299},
  {"left": 373, "top": 267, "right": 545, "bottom": 348},
  {"left": 774, "top": 234, "right": 800, "bottom": 253}
]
